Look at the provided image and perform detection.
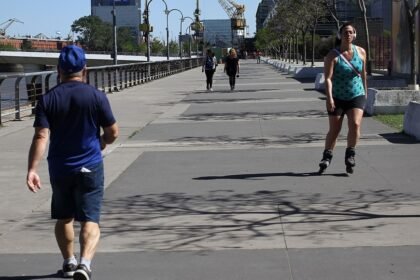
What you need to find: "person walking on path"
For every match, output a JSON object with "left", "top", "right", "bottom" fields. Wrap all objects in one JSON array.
[
  {"left": 224, "top": 48, "right": 240, "bottom": 91},
  {"left": 202, "top": 49, "right": 217, "bottom": 91},
  {"left": 318, "top": 22, "right": 367, "bottom": 174},
  {"left": 256, "top": 50, "right": 261, "bottom": 64},
  {"left": 26, "top": 45, "right": 119, "bottom": 280}
]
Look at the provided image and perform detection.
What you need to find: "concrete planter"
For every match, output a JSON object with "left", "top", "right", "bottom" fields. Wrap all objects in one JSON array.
[
  {"left": 293, "top": 66, "right": 324, "bottom": 78},
  {"left": 365, "top": 89, "right": 420, "bottom": 115},
  {"left": 404, "top": 101, "right": 420, "bottom": 140}
]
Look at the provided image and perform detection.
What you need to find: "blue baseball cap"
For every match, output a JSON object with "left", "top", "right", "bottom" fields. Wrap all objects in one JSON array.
[{"left": 58, "top": 45, "right": 86, "bottom": 74}]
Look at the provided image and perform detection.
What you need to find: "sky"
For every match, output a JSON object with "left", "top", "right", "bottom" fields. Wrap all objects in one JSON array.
[{"left": 0, "top": 0, "right": 259, "bottom": 40}]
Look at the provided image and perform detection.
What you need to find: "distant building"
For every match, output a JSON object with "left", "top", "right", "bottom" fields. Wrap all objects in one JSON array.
[
  {"left": 256, "top": 0, "right": 277, "bottom": 32},
  {"left": 202, "top": 19, "right": 240, "bottom": 48},
  {"left": 370, "top": 0, "right": 391, "bottom": 31},
  {"left": 91, "top": 0, "right": 141, "bottom": 42}
]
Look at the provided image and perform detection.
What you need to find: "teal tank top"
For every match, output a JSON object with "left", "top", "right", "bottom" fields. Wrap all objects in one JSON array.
[{"left": 332, "top": 45, "right": 365, "bottom": 100}]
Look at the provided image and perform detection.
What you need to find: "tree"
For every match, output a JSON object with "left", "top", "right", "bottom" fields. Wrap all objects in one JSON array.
[
  {"left": 169, "top": 40, "right": 179, "bottom": 56},
  {"left": 323, "top": 0, "right": 341, "bottom": 30},
  {"left": 150, "top": 37, "right": 164, "bottom": 55},
  {"left": 71, "top": 16, "right": 112, "bottom": 51},
  {"left": 255, "top": 28, "right": 272, "bottom": 52},
  {"left": 355, "top": 0, "right": 373, "bottom": 75},
  {"left": 117, "top": 27, "right": 137, "bottom": 52},
  {"left": 307, "top": 0, "right": 328, "bottom": 66}
]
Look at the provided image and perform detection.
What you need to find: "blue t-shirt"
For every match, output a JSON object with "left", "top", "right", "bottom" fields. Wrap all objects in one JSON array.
[{"left": 34, "top": 81, "right": 116, "bottom": 178}]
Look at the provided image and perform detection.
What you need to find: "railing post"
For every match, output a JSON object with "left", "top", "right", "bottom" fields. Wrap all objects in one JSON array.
[
  {"left": 108, "top": 71, "right": 112, "bottom": 93},
  {"left": 14, "top": 77, "right": 24, "bottom": 121},
  {"left": 119, "top": 68, "right": 123, "bottom": 90},
  {"left": 101, "top": 69, "right": 105, "bottom": 92},
  {"left": 0, "top": 78, "right": 5, "bottom": 125},
  {"left": 113, "top": 68, "right": 119, "bottom": 92},
  {"left": 29, "top": 75, "right": 42, "bottom": 115},
  {"left": 45, "top": 73, "right": 54, "bottom": 92},
  {"left": 94, "top": 70, "right": 98, "bottom": 89}
]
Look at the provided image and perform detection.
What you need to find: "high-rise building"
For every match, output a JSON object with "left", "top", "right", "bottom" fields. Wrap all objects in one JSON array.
[
  {"left": 202, "top": 19, "right": 240, "bottom": 48},
  {"left": 256, "top": 0, "right": 277, "bottom": 32},
  {"left": 91, "top": 0, "right": 141, "bottom": 41}
]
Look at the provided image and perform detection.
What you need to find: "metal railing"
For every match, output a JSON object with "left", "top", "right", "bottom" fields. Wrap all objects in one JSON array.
[{"left": 0, "top": 57, "right": 202, "bottom": 125}]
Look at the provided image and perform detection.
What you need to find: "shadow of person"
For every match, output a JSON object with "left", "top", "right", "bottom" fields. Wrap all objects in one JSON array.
[
  {"left": 193, "top": 171, "right": 348, "bottom": 180},
  {"left": 0, "top": 272, "right": 61, "bottom": 280}
]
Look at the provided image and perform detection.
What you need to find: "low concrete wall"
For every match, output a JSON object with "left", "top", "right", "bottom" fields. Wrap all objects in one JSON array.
[
  {"left": 404, "top": 101, "right": 420, "bottom": 140},
  {"left": 293, "top": 66, "right": 324, "bottom": 78},
  {"left": 265, "top": 59, "right": 324, "bottom": 78},
  {"left": 365, "top": 89, "right": 420, "bottom": 115},
  {"left": 315, "top": 73, "right": 325, "bottom": 91},
  {"left": 314, "top": 73, "right": 407, "bottom": 93}
]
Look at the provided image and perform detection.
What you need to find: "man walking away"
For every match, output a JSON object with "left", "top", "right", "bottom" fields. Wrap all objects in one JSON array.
[{"left": 26, "top": 45, "right": 119, "bottom": 280}]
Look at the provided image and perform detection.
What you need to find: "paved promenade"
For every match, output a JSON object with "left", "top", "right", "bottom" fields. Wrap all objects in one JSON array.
[{"left": 1, "top": 60, "right": 420, "bottom": 279}]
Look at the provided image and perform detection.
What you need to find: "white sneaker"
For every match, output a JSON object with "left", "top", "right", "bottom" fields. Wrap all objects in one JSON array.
[{"left": 210, "top": 88, "right": 213, "bottom": 91}]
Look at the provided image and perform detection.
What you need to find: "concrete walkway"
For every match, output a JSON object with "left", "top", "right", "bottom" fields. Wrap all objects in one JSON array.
[{"left": 1, "top": 60, "right": 420, "bottom": 279}]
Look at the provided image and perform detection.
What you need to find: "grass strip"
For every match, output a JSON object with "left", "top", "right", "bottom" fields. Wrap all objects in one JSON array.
[{"left": 373, "top": 114, "right": 404, "bottom": 132}]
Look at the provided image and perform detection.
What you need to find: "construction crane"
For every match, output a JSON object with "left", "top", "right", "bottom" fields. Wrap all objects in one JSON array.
[
  {"left": 217, "top": 0, "right": 246, "bottom": 30},
  {"left": 0, "top": 18, "right": 24, "bottom": 37}
]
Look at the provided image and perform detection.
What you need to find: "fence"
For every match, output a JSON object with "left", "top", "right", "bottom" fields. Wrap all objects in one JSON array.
[
  {"left": 0, "top": 58, "right": 202, "bottom": 125},
  {"left": 371, "top": 36, "right": 391, "bottom": 71}
]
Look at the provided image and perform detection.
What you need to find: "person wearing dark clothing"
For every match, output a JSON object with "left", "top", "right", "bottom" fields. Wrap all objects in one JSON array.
[
  {"left": 202, "top": 49, "right": 217, "bottom": 91},
  {"left": 224, "top": 48, "right": 240, "bottom": 90},
  {"left": 27, "top": 45, "right": 119, "bottom": 280}
]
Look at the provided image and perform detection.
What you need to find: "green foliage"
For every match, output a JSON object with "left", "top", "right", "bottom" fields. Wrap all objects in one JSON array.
[
  {"left": 169, "top": 40, "right": 178, "bottom": 55},
  {"left": 255, "top": 28, "right": 274, "bottom": 51},
  {"left": 117, "top": 27, "right": 137, "bottom": 52},
  {"left": 71, "top": 16, "right": 113, "bottom": 51},
  {"left": 137, "top": 41, "right": 147, "bottom": 53},
  {"left": 21, "top": 40, "right": 33, "bottom": 51},
  {"left": 150, "top": 37, "right": 164, "bottom": 55},
  {"left": 0, "top": 43, "right": 17, "bottom": 51}
]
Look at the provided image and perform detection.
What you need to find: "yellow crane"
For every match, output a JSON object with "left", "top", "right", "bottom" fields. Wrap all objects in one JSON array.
[
  {"left": 217, "top": 0, "right": 246, "bottom": 30},
  {"left": 0, "top": 18, "right": 24, "bottom": 37}
]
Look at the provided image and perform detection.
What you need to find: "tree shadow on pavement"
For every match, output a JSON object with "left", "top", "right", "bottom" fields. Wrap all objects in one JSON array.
[
  {"left": 99, "top": 189, "right": 420, "bottom": 251},
  {"left": 179, "top": 110, "right": 326, "bottom": 121}
]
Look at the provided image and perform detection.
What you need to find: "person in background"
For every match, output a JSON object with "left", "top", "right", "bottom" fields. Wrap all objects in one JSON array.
[
  {"left": 202, "top": 49, "right": 217, "bottom": 91},
  {"left": 256, "top": 50, "right": 261, "bottom": 64},
  {"left": 26, "top": 45, "right": 119, "bottom": 280},
  {"left": 318, "top": 22, "right": 367, "bottom": 174},
  {"left": 224, "top": 48, "right": 240, "bottom": 91}
]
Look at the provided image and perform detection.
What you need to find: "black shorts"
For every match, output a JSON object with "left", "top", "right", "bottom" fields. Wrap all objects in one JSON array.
[{"left": 328, "top": 95, "right": 366, "bottom": 116}]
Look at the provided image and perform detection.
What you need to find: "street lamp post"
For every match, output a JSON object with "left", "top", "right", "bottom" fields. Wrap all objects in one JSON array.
[
  {"left": 183, "top": 17, "right": 194, "bottom": 58},
  {"left": 112, "top": 0, "right": 118, "bottom": 65},
  {"left": 165, "top": 9, "right": 184, "bottom": 59},
  {"left": 144, "top": 0, "right": 168, "bottom": 62}
]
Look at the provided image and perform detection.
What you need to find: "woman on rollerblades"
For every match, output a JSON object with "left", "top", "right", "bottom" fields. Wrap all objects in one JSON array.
[{"left": 319, "top": 22, "right": 367, "bottom": 174}]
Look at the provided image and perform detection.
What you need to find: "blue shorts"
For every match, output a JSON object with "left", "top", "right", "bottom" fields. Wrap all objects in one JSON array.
[{"left": 50, "top": 162, "right": 104, "bottom": 223}]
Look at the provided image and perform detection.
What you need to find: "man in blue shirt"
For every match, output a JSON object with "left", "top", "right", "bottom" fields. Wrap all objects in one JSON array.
[{"left": 27, "top": 45, "right": 119, "bottom": 280}]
